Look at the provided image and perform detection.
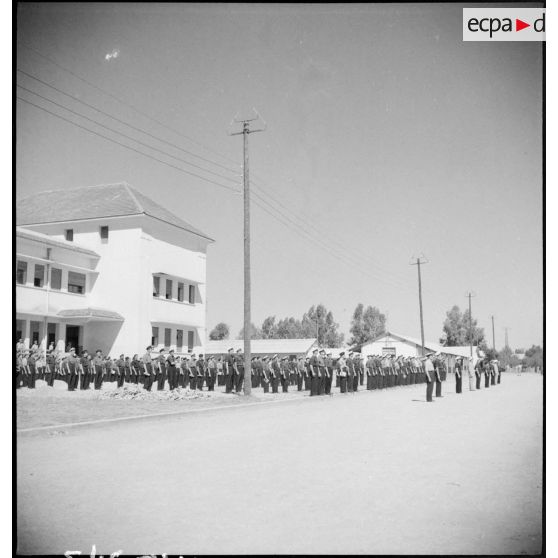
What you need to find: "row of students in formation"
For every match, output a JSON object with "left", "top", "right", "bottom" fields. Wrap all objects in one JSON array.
[{"left": 15, "top": 341, "right": 501, "bottom": 400}]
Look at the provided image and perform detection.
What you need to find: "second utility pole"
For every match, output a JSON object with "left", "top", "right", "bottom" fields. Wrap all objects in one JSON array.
[{"left": 230, "top": 112, "right": 265, "bottom": 395}]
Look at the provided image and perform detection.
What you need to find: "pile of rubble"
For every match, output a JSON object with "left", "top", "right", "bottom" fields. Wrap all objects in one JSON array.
[{"left": 98, "top": 386, "right": 212, "bottom": 401}]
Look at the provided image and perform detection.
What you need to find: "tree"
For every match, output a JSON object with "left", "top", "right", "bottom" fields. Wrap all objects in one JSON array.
[
  {"left": 209, "top": 322, "right": 230, "bottom": 340},
  {"left": 301, "top": 304, "right": 344, "bottom": 347},
  {"left": 349, "top": 303, "right": 386, "bottom": 346},
  {"left": 261, "top": 316, "right": 277, "bottom": 339},
  {"left": 237, "top": 323, "right": 263, "bottom": 340},
  {"left": 523, "top": 345, "right": 543, "bottom": 369},
  {"left": 498, "top": 345, "right": 520, "bottom": 368},
  {"left": 440, "top": 305, "right": 485, "bottom": 347}
]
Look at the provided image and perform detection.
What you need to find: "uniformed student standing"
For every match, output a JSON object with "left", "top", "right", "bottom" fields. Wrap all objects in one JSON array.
[
  {"left": 45, "top": 350, "right": 56, "bottom": 387},
  {"left": 179, "top": 356, "right": 188, "bottom": 388},
  {"left": 207, "top": 356, "right": 217, "bottom": 391},
  {"left": 474, "top": 358, "right": 482, "bottom": 390},
  {"left": 454, "top": 356, "right": 463, "bottom": 394},
  {"left": 188, "top": 355, "right": 197, "bottom": 390},
  {"left": 317, "top": 350, "right": 327, "bottom": 395},
  {"left": 66, "top": 348, "right": 80, "bottom": 391},
  {"left": 142, "top": 347, "right": 154, "bottom": 391},
  {"left": 304, "top": 357, "right": 311, "bottom": 391},
  {"left": 224, "top": 347, "right": 235, "bottom": 393},
  {"left": 79, "top": 351, "right": 91, "bottom": 390},
  {"left": 280, "top": 357, "right": 289, "bottom": 392},
  {"left": 116, "top": 354, "right": 126, "bottom": 388},
  {"left": 309, "top": 349, "right": 319, "bottom": 396},
  {"left": 346, "top": 352, "right": 355, "bottom": 393},
  {"left": 352, "top": 355, "right": 360, "bottom": 392},
  {"left": 490, "top": 360, "right": 497, "bottom": 385},
  {"left": 325, "top": 352, "right": 334, "bottom": 395},
  {"left": 261, "top": 357, "right": 270, "bottom": 393},
  {"left": 131, "top": 354, "right": 141, "bottom": 384},
  {"left": 337, "top": 352, "right": 348, "bottom": 393},
  {"left": 366, "top": 355, "right": 374, "bottom": 390},
  {"left": 270, "top": 355, "right": 280, "bottom": 393},
  {"left": 234, "top": 349, "right": 244, "bottom": 393},
  {"left": 296, "top": 357, "right": 305, "bottom": 391},
  {"left": 166, "top": 350, "right": 177, "bottom": 390},
  {"left": 424, "top": 355, "right": 435, "bottom": 402},
  {"left": 434, "top": 355, "right": 443, "bottom": 398},
  {"left": 155, "top": 349, "right": 165, "bottom": 391},
  {"left": 483, "top": 359, "right": 491, "bottom": 388}
]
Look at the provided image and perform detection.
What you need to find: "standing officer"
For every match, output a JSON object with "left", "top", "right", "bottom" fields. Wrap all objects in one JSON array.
[
  {"left": 271, "top": 354, "right": 280, "bottom": 393},
  {"left": 434, "top": 353, "right": 443, "bottom": 398},
  {"left": 141, "top": 346, "right": 154, "bottom": 391},
  {"left": 66, "top": 347, "right": 80, "bottom": 391},
  {"left": 424, "top": 354, "right": 435, "bottom": 402},
  {"left": 130, "top": 354, "right": 141, "bottom": 385},
  {"left": 260, "top": 357, "right": 270, "bottom": 393},
  {"left": 279, "top": 357, "right": 289, "bottom": 392},
  {"left": 337, "top": 351, "right": 348, "bottom": 393},
  {"left": 296, "top": 357, "right": 305, "bottom": 391},
  {"left": 484, "top": 358, "right": 491, "bottom": 388},
  {"left": 317, "top": 349, "right": 327, "bottom": 395},
  {"left": 155, "top": 348, "right": 166, "bottom": 391},
  {"left": 207, "top": 356, "right": 217, "bottom": 391},
  {"left": 195, "top": 354, "right": 205, "bottom": 391},
  {"left": 304, "top": 357, "right": 311, "bottom": 391},
  {"left": 346, "top": 352, "right": 355, "bottom": 393},
  {"left": 454, "top": 356, "right": 463, "bottom": 394},
  {"left": 494, "top": 359, "right": 501, "bottom": 384},
  {"left": 234, "top": 348, "right": 244, "bottom": 393},
  {"left": 166, "top": 349, "right": 177, "bottom": 390},
  {"left": 490, "top": 359, "right": 497, "bottom": 385},
  {"left": 178, "top": 355, "right": 188, "bottom": 388},
  {"left": 79, "top": 350, "right": 91, "bottom": 390},
  {"left": 366, "top": 355, "right": 374, "bottom": 390},
  {"left": 324, "top": 351, "right": 334, "bottom": 395},
  {"left": 474, "top": 357, "right": 483, "bottom": 390},
  {"left": 186, "top": 354, "right": 196, "bottom": 390},
  {"left": 116, "top": 354, "right": 126, "bottom": 388},
  {"left": 93, "top": 349, "right": 105, "bottom": 390},
  {"left": 224, "top": 347, "right": 235, "bottom": 393},
  {"left": 309, "top": 348, "right": 320, "bottom": 396}
]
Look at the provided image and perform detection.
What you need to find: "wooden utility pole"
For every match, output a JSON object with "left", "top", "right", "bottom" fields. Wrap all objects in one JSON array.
[
  {"left": 410, "top": 255, "right": 428, "bottom": 356},
  {"left": 491, "top": 315, "right": 496, "bottom": 350},
  {"left": 504, "top": 327, "right": 510, "bottom": 349},
  {"left": 230, "top": 111, "right": 265, "bottom": 395},
  {"left": 465, "top": 291, "right": 476, "bottom": 357}
]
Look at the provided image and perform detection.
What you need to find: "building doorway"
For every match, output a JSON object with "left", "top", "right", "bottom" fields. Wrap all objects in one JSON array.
[
  {"left": 65, "top": 325, "right": 81, "bottom": 352},
  {"left": 47, "top": 323, "right": 57, "bottom": 349}
]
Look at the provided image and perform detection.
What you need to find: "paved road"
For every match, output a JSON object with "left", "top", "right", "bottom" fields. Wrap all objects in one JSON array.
[{"left": 16, "top": 374, "right": 543, "bottom": 555}]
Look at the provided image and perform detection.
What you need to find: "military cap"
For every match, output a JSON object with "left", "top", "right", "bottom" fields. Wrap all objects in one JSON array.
[
  {"left": 119, "top": 353, "right": 124, "bottom": 358},
  {"left": 312, "top": 348, "right": 319, "bottom": 354},
  {"left": 228, "top": 347, "right": 234, "bottom": 352},
  {"left": 169, "top": 349, "right": 175, "bottom": 353},
  {"left": 319, "top": 349, "right": 326, "bottom": 354},
  {"left": 199, "top": 353, "right": 204, "bottom": 357},
  {"left": 272, "top": 354, "right": 278, "bottom": 359},
  {"left": 146, "top": 345, "right": 152, "bottom": 351},
  {"left": 339, "top": 351, "right": 345, "bottom": 356},
  {"left": 327, "top": 352, "right": 332, "bottom": 356},
  {"left": 236, "top": 348, "right": 242, "bottom": 353},
  {"left": 367, "top": 354, "right": 373, "bottom": 358},
  {"left": 69, "top": 347, "right": 76, "bottom": 353},
  {"left": 159, "top": 348, "right": 165, "bottom": 353}
]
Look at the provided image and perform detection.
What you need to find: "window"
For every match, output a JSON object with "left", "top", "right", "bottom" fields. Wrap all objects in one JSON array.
[
  {"left": 16, "top": 319, "right": 24, "bottom": 342},
  {"left": 187, "top": 331, "right": 194, "bottom": 351},
  {"left": 166, "top": 279, "right": 172, "bottom": 300},
  {"left": 68, "top": 271, "right": 86, "bottom": 294},
  {"left": 188, "top": 284, "right": 195, "bottom": 304},
  {"left": 33, "top": 264, "right": 45, "bottom": 287},
  {"left": 51, "top": 268, "right": 62, "bottom": 290},
  {"left": 153, "top": 276, "right": 160, "bottom": 297},
  {"left": 16, "top": 261, "right": 27, "bottom": 285},
  {"left": 176, "top": 329, "right": 183, "bottom": 350},
  {"left": 151, "top": 326, "right": 159, "bottom": 347},
  {"left": 177, "top": 282, "right": 184, "bottom": 302},
  {"left": 100, "top": 226, "right": 109, "bottom": 241},
  {"left": 65, "top": 229, "right": 73, "bottom": 242},
  {"left": 47, "top": 323, "right": 57, "bottom": 347},
  {"left": 164, "top": 328, "right": 171, "bottom": 348},
  {"left": 30, "top": 321, "right": 41, "bottom": 345}
]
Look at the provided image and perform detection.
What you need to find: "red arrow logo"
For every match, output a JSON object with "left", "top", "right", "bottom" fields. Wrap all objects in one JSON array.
[{"left": 516, "top": 18, "right": 530, "bottom": 31}]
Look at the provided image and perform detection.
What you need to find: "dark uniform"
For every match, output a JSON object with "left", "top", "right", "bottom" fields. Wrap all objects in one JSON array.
[
  {"left": 156, "top": 351, "right": 166, "bottom": 391},
  {"left": 188, "top": 357, "right": 197, "bottom": 390},
  {"left": 324, "top": 353, "right": 334, "bottom": 395},
  {"left": 346, "top": 354, "right": 355, "bottom": 393},
  {"left": 337, "top": 353, "right": 348, "bottom": 393},
  {"left": 224, "top": 350, "right": 235, "bottom": 393},
  {"left": 484, "top": 360, "right": 490, "bottom": 388},
  {"left": 434, "top": 357, "right": 443, "bottom": 398},
  {"left": 475, "top": 359, "right": 482, "bottom": 390},
  {"left": 280, "top": 358, "right": 289, "bottom": 392},
  {"left": 45, "top": 351, "right": 57, "bottom": 387},
  {"left": 66, "top": 350, "right": 80, "bottom": 391},
  {"left": 304, "top": 358, "right": 311, "bottom": 391},
  {"left": 142, "top": 350, "right": 154, "bottom": 391},
  {"left": 424, "top": 356, "right": 435, "bottom": 402},
  {"left": 296, "top": 358, "right": 305, "bottom": 391},
  {"left": 353, "top": 356, "right": 361, "bottom": 392},
  {"left": 116, "top": 355, "right": 126, "bottom": 388},
  {"left": 271, "top": 356, "right": 280, "bottom": 393},
  {"left": 309, "top": 350, "right": 319, "bottom": 396},
  {"left": 317, "top": 351, "right": 327, "bottom": 395},
  {"left": 80, "top": 352, "right": 91, "bottom": 390},
  {"left": 206, "top": 357, "right": 217, "bottom": 391},
  {"left": 166, "top": 351, "right": 177, "bottom": 390},
  {"left": 131, "top": 355, "right": 141, "bottom": 384},
  {"left": 366, "top": 356, "right": 374, "bottom": 390},
  {"left": 455, "top": 357, "right": 463, "bottom": 394},
  {"left": 234, "top": 351, "right": 244, "bottom": 393},
  {"left": 92, "top": 351, "right": 103, "bottom": 390},
  {"left": 179, "top": 357, "right": 188, "bottom": 388},
  {"left": 196, "top": 355, "right": 206, "bottom": 391},
  {"left": 261, "top": 357, "right": 270, "bottom": 393}
]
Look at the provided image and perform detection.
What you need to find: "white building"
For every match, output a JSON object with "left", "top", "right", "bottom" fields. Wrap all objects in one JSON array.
[
  {"left": 359, "top": 331, "right": 476, "bottom": 360},
  {"left": 205, "top": 338, "right": 318, "bottom": 359},
  {"left": 16, "top": 182, "right": 213, "bottom": 356}
]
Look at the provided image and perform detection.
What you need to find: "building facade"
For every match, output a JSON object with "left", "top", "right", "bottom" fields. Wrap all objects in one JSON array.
[{"left": 16, "top": 183, "right": 213, "bottom": 356}]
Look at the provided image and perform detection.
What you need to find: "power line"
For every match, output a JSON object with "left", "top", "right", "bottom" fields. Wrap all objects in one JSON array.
[
  {"left": 17, "top": 83, "right": 241, "bottom": 187},
  {"left": 18, "top": 41, "right": 242, "bottom": 169},
  {"left": 16, "top": 96, "right": 240, "bottom": 193},
  {"left": 17, "top": 67, "right": 241, "bottom": 178}
]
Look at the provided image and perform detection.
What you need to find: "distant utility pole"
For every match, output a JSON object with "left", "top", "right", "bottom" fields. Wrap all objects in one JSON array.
[
  {"left": 491, "top": 315, "right": 496, "bottom": 350},
  {"left": 465, "top": 291, "right": 476, "bottom": 357},
  {"left": 504, "top": 327, "right": 510, "bottom": 349},
  {"left": 229, "top": 110, "right": 265, "bottom": 396},
  {"left": 410, "top": 255, "right": 428, "bottom": 356}
]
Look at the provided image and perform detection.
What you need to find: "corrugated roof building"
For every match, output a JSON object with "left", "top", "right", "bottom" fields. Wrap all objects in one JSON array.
[{"left": 205, "top": 338, "right": 318, "bottom": 358}]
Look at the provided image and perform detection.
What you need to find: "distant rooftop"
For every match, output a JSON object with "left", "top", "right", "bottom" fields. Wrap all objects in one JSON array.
[
  {"left": 206, "top": 338, "right": 318, "bottom": 356},
  {"left": 16, "top": 182, "right": 214, "bottom": 241}
]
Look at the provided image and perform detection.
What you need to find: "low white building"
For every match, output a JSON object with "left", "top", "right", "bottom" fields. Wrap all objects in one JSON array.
[
  {"left": 205, "top": 338, "right": 318, "bottom": 359},
  {"left": 16, "top": 182, "right": 213, "bottom": 356},
  {"left": 359, "top": 331, "right": 476, "bottom": 360}
]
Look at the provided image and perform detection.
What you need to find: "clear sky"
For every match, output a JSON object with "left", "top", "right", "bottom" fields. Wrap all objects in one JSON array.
[{"left": 16, "top": 3, "right": 543, "bottom": 350}]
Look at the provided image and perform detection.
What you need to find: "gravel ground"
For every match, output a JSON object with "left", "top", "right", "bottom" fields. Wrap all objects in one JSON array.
[{"left": 16, "top": 373, "right": 542, "bottom": 555}]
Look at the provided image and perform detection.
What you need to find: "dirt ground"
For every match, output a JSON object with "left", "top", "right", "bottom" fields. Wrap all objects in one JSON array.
[{"left": 16, "top": 373, "right": 543, "bottom": 555}]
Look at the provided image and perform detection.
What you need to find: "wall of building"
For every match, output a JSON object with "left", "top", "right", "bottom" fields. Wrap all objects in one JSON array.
[{"left": 361, "top": 338, "right": 422, "bottom": 357}]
